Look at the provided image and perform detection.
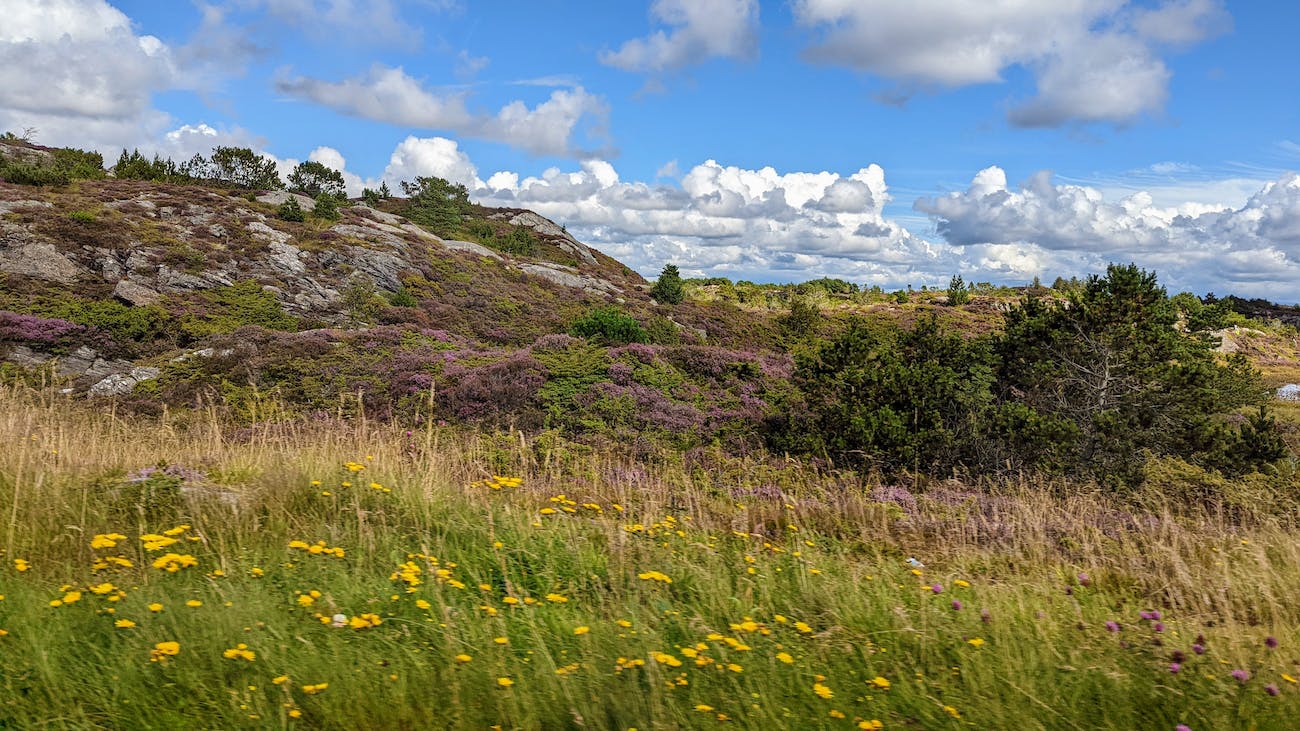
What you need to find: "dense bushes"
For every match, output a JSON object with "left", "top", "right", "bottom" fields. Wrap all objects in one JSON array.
[
  {"left": 569, "top": 306, "right": 648, "bottom": 345},
  {"left": 789, "top": 265, "right": 1285, "bottom": 485}
]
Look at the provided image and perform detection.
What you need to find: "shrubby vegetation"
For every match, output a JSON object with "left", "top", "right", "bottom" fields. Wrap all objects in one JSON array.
[{"left": 789, "top": 265, "right": 1286, "bottom": 485}]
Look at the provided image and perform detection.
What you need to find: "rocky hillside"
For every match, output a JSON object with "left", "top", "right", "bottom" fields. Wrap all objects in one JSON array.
[{"left": 0, "top": 173, "right": 655, "bottom": 392}]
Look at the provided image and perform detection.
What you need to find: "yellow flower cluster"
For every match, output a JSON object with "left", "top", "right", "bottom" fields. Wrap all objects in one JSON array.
[
  {"left": 151, "top": 553, "right": 199, "bottom": 572},
  {"left": 475, "top": 475, "right": 522, "bottom": 490},
  {"left": 301, "top": 682, "right": 328, "bottom": 694},
  {"left": 150, "top": 641, "right": 180, "bottom": 663},
  {"left": 222, "top": 643, "right": 256, "bottom": 662},
  {"left": 92, "top": 555, "right": 133, "bottom": 571},
  {"left": 13, "top": 558, "right": 30, "bottom": 572},
  {"left": 289, "top": 540, "right": 345, "bottom": 558},
  {"left": 637, "top": 571, "right": 673, "bottom": 584},
  {"left": 90, "top": 533, "right": 126, "bottom": 550}
]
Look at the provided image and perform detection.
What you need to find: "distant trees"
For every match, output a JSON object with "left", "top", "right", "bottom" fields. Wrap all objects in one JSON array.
[
  {"left": 288, "top": 160, "right": 346, "bottom": 199},
  {"left": 650, "top": 264, "right": 685, "bottom": 305},
  {"left": 946, "top": 274, "right": 970, "bottom": 305},
  {"left": 401, "top": 176, "right": 471, "bottom": 235}
]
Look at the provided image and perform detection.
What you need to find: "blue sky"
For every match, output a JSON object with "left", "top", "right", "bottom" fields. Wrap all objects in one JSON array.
[{"left": 3, "top": 1, "right": 1299, "bottom": 300}]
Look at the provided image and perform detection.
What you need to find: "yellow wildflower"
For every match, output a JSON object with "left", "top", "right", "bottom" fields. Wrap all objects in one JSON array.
[
  {"left": 967, "top": 638, "right": 986, "bottom": 648},
  {"left": 222, "top": 644, "right": 256, "bottom": 661},
  {"left": 497, "top": 677, "right": 514, "bottom": 687},
  {"left": 574, "top": 626, "right": 591, "bottom": 635},
  {"left": 150, "top": 641, "right": 181, "bottom": 662},
  {"left": 455, "top": 654, "right": 472, "bottom": 663},
  {"left": 272, "top": 675, "right": 290, "bottom": 685},
  {"left": 870, "top": 676, "right": 891, "bottom": 690},
  {"left": 776, "top": 652, "right": 794, "bottom": 664},
  {"left": 114, "top": 619, "right": 136, "bottom": 628}
]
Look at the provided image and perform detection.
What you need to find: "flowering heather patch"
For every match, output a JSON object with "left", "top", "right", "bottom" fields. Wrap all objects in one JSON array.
[{"left": 0, "top": 310, "right": 84, "bottom": 344}]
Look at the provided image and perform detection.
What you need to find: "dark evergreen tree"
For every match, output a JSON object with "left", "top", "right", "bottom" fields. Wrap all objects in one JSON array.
[{"left": 649, "top": 264, "right": 685, "bottom": 304}]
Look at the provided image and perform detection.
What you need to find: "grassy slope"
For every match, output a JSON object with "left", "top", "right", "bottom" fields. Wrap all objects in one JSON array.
[{"left": 2, "top": 386, "right": 1299, "bottom": 730}]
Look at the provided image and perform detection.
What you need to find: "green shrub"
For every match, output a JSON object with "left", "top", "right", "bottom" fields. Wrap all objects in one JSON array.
[
  {"left": 277, "top": 197, "right": 305, "bottom": 222},
  {"left": 179, "top": 281, "right": 297, "bottom": 338},
  {"left": 0, "top": 160, "right": 69, "bottom": 186},
  {"left": 67, "top": 210, "right": 97, "bottom": 223},
  {"left": 569, "top": 306, "right": 648, "bottom": 345},
  {"left": 312, "top": 193, "right": 340, "bottom": 221}
]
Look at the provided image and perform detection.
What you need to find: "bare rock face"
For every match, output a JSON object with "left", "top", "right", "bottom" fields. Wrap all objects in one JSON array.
[
  {"left": 506, "top": 211, "right": 598, "bottom": 266},
  {"left": 517, "top": 262, "right": 621, "bottom": 294},
  {"left": 1279, "top": 384, "right": 1300, "bottom": 402},
  {"left": 0, "top": 199, "right": 52, "bottom": 215},
  {"left": 442, "top": 239, "right": 502, "bottom": 260},
  {"left": 353, "top": 205, "right": 408, "bottom": 227},
  {"left": 113, "top": 279, "right": 162, "bottom": 306},
  {"left": 89, "top": 367, "right": 161, "bottom": 397},
  {"left": 0, "top": 223, "right": 84, "bottom": 283},
  {"left": 255, "top": 191, "right": 316, "bottom": 212}
]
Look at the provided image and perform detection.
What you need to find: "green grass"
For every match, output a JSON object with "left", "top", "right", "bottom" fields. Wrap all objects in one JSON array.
[{"left": 2, "top": 386, "right": 1299, "bottom": 729}]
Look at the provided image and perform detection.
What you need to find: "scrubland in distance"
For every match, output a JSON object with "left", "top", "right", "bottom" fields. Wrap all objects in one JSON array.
[{"left": 2, "top": 384, "right": 1299, "bottom": 730}]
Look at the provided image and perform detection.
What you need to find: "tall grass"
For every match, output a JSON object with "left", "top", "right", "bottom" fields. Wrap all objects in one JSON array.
[{"left": 1, "top": 384, "right": 1298, "bottom": 729}]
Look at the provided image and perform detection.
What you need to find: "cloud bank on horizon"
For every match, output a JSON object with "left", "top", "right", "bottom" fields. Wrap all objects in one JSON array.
[{"left": 2, "top": 0, "right": 1298, "bottom": 301}]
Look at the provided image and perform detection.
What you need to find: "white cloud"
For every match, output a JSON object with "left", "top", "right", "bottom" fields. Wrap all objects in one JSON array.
[
  {"left": 275, "top": 65, "right": 608, "bottom": 157},
  {"left": 472, "top": 154, "right": 936, "bottom": 284},
  {"left": 0, "top": 0, "right": 180, "bottom": 150},
  {"left": 380, "top": 135, "right": 482, "bottom": 190},
  {"left": 916, "top": 167, "right": 1300, "bottom": 299},
  {"left": 600, "top": 0, "right": 760, "bottom": 72},
  {"left": 792, "top": 0, "right": 1229, "bottom": 127}
]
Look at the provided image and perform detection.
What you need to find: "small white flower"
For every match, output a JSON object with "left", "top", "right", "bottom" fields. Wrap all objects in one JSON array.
[
  {"left": 906, "top": 557, "right": 924, "bottom": 568},
  {"left": 331, "top": 613, "right": 347, "bottom": 628}
]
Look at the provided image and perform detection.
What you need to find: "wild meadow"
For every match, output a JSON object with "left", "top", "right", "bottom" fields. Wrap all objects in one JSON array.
[{"left": 2, "top": 383, "right": 1299, "bottom": 730}]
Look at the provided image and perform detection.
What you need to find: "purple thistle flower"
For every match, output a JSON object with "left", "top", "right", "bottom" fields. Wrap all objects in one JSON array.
[
  {"left": 1169, "top": 663, "right": 1182, "bottom": 674},
  {"left": 1139, "top": 611, "right": 1153, "bottom": 621},
  {"left": 1171, "top": 650, "right": 1185, "bottom": 663},
  {"left": 1265, "top": 636, "right": 1278, "bottom": 649},
  {"left": 1077, "top": 572, "right": 1091, "bottom": 587},
  {"left": 1266, "top": 684, "right": 1280, "bottom": 697},
  {"left": 1154, "top": 622, "right": 1165, "bottom": 633},
  {"left": 1106, "top": 621, "right": 1121, "bottom": 633},
  {"left": 980, "top": 609, "right": 991, "bottom": 624},
  {"left": 1232, "top": 669, "right": 1250, "bottom": 683},
  {"left": 951, "top": 600, "right": 963, "bottom": 611},
  {"left": 931, "top": 583, "right": 943, "bottom": 594},
  {"left": 1176, "top": 726, "right": 1192, "bottom": 731},
  {"left": 1192, "top": 644, "right": 1206, "bottom": 655}
]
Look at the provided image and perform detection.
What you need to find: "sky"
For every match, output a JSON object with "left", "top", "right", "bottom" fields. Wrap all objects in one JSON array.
[{"left": 3, "top": 0, "right": 1299, "bottom": 301}]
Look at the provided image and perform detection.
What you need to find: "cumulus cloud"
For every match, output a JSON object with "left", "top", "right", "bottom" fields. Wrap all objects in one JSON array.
[
  {"left": 380, "top": 136, "right": 483, "bottom": 190},
  {"left": 917, "top": 167, "right": 1300, "bottom": 299},
  {"left": 792, "top": 0, "right": 1229, "bottom": 126},
  {"left": 0, "top": 0, "right": 180, "bottom": 149},
  {"left": 472, "top": 153, "right": 937, "bottom": 285},
  {"left": 275, "top": 65, "right": 608, "bottom": 157},
  {"left": 600, "top": 0, "right": 760, "bottom": 72}
]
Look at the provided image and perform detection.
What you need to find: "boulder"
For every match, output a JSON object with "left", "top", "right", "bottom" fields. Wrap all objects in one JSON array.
[
  {"left": 255, "top": 191, "right": 316, "bottom": 212},
  {"left": 0, "top": 224, "right": 84, "bottom": 284},
  {"left": 89, "top": 367, "right": 161, "bottom": 397},
  {"left": 442, "top": 239, "right": 502, "bottom": 260},
  {"left": 113, "top": 279, "right": 162, "bottom": 306}
]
